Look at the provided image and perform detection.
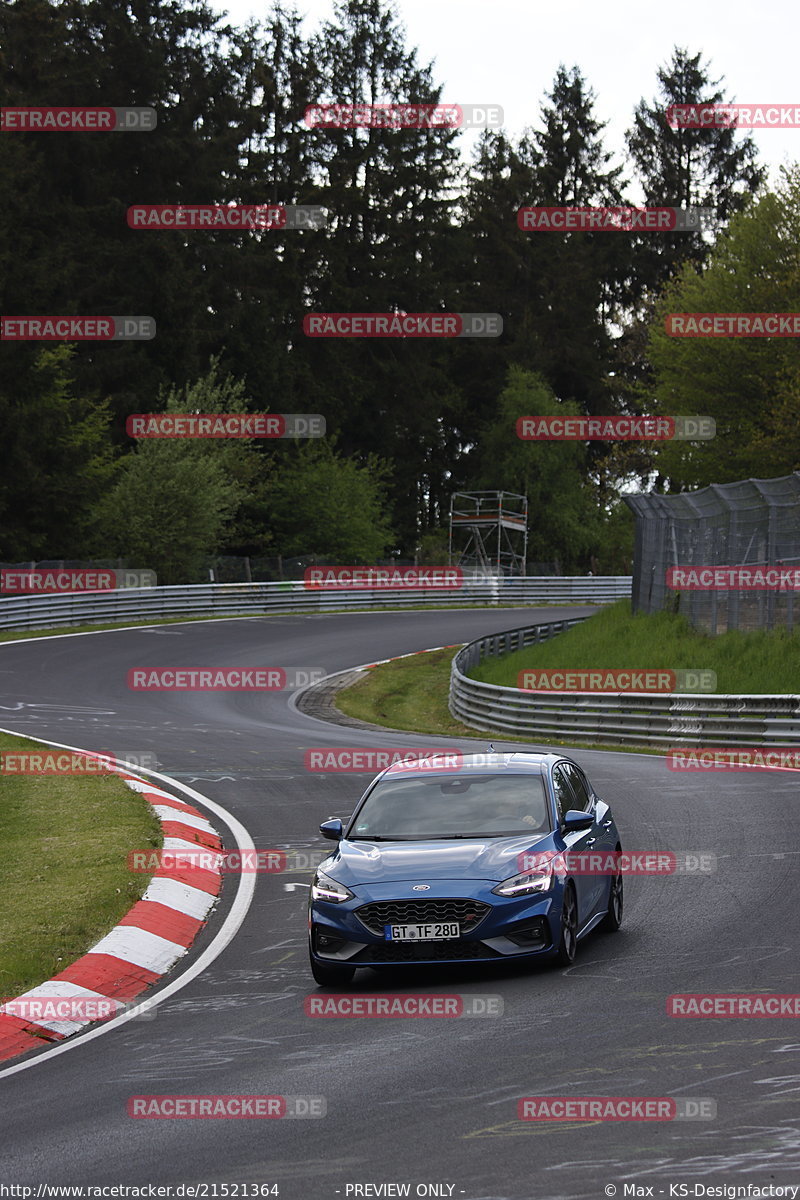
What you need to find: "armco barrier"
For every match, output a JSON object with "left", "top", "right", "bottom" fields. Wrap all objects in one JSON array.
[
  {"left": 449, "top": 617, "right": 800, "bottom": 748},
  {"left": 0, "top": 577, "right": 630, "bottom": 632}
]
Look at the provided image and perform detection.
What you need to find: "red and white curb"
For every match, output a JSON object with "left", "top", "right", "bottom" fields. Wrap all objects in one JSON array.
[{"left": 0, "top": 762, "right": 223, "bottom": 1063}]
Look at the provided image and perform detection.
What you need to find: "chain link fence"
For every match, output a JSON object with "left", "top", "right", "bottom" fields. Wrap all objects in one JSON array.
[{"left": 625, "top": 472, "right": 800, "bottom": 633}]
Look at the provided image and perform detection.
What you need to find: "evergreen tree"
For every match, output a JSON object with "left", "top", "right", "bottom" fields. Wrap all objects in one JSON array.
[
  {"left": 0, "top": 345, "right": 115, "bottom": 559},
  {"left": 626, "top": 46, "right": 764, "bottom": 293},
  {"left": 451, "top": 132, "right": 538, "bottom": 447},
  {"left": 522, "top": 66, "right": 631, "bottom": 417},
  {"left": 0, "top": 0, "right": 261, "bottom": 421},
  {"left": 297, "top": 0, "right": 463, "bottom": 550}
]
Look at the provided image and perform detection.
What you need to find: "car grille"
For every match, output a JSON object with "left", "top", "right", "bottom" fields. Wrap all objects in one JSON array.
[
  {"left": 352, "top": 939, "right": 501, "bottom": 963},
  {"left": 355, "top": 898, "right": 491, "bottom": 937}
]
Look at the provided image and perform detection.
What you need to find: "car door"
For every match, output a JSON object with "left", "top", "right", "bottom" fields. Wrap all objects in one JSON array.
[
  {"left": 560, "top": 762, "right": 607, "bottom": 914},
  {"left": 551, "top": 763, "right": 596, "bottom": 924}
]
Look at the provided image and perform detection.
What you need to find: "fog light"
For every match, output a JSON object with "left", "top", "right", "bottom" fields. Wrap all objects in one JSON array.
[
  {"left": 314, "top": 928, "right": 347, "bottom": 954},
  {"left": 506, "top": 918, "right": 548, "bottom": 947}
]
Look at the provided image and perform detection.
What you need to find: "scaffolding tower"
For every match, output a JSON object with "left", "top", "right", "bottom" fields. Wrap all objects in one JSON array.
[{"left": 448, "top": 491, "right": 528, "bottom": 577}]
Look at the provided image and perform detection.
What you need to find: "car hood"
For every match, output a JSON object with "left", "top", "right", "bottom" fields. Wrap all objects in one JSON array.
[{"left": 326, "top": 833, "right": 554, "bottom": 885}]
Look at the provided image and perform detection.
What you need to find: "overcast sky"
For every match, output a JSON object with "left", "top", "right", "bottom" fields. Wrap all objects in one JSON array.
[{"left": 209, "top": 0, "right": 799, "bottom": 195}]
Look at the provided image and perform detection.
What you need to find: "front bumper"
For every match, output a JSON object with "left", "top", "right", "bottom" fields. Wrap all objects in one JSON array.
[{"left": 309, "top": 878, "right": 560, "bottom": 967}]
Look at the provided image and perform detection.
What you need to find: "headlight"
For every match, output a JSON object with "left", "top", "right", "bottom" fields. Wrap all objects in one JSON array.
[
  {"left": 492, "top": 861, "right": 554, "bottom": 897},
  {"left": 311, "top": 869, "right": 353, "bottom": 903}
]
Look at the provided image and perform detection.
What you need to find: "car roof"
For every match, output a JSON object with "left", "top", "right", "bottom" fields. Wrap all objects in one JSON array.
[{"left": 380, "top": 751, "right": 565, "bottom": 778}]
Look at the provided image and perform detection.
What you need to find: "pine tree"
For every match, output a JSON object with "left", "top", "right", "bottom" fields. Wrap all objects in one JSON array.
[
  {"left": 522, "top": 65, "right": 630, "bottom": 417},
  {"left": 626, "top": 46, "right": 765, "bottom": 293},
  {"left": 296, "top": 0, "right": 463, "bottom": 549}
]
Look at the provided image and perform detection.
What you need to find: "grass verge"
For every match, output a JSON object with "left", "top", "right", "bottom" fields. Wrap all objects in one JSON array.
[
  {"left": 0, "top": 732, "right": 162, "bottom": 999},
  {"left": 334, "top": 647, "right": 661, "bottom": 756},
  {"left": 336, "top": 648, "right": 470, "bottom": 737},
  {"left": 470, "top": 601, "right": 800, "bottom": 693}
]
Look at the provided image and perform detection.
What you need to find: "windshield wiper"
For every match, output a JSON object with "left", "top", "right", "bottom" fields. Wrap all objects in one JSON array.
[
  {"left": 414, "top": 832, "right": 537, "bottom": 839},
  {"left": 349, "top": 836, "right": 406, "bottom": 842},
  {"left": 349, "top": 835, "right": 467, "bottom": 841}
]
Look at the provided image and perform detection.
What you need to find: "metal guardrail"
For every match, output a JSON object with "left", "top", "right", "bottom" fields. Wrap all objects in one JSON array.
[
  {"left": 449, "top": 617, "right": 800, "bottom": 748},
  {"left": 0, "top": 577, "right": 631, "bottom": 632}
]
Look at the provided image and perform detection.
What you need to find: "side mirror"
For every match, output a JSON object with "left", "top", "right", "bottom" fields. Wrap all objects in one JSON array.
[
  {"left": 561, "top": 809, "right": 594, "bottom": 832},
  {"left": 319, "top": 818, "right": 344, "bottom": 841}
]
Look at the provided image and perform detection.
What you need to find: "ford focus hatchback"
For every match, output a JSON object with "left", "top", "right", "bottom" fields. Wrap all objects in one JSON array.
[{"left": 308, "top": 751, "right": 623, "bottom": 986}]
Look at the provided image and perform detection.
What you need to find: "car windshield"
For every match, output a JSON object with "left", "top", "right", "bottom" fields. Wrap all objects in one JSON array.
[{"left": 348, "top": 772, "right": 551, "bottom": 840}]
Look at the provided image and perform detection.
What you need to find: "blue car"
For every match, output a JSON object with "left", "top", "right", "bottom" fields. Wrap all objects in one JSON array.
[{"left": 308, "top": 751, "right": 623, "bottom": 986}]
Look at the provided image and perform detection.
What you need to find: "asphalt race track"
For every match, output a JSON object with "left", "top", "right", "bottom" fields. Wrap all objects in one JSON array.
[{"left": 1, "top": 608, "right": 799, "bottom": 1200}]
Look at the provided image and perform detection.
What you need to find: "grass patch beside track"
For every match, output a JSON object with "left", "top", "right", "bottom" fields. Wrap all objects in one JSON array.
[
  {"left": 471, "top": 601, "right": 800, "bottom": 694},
  {"left": 337, "top": 648, "right": 471, "bottom": 737},
  {"left": 0, "top": 731, "right": 162, "bottom": 998},
  {"left": 334, "top": 647, "right": 662, "bottom": 756}
]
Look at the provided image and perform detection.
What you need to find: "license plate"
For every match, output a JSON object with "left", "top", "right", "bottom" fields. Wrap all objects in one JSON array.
[{"left": 384, "top": 922, "right": 460, "bottom": 941}]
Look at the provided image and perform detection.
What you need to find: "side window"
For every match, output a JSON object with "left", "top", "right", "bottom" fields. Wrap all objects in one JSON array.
[
  {"left": 562, "top": 763, "right": 593, "bottom": 812},
  {"left": 551, "top": 766, "right": 575, "bottom": 823}
]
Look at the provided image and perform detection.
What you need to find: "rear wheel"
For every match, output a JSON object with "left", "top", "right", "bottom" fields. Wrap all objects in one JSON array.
[
  {"left": 309, "top": 950, "right": 356, "bottom": 987},
  {"left": 600, "top": 851, "right": 624, "bottom": 931},
  {"left": 552, "top": 882, "right": 578, "bottom": 966}
]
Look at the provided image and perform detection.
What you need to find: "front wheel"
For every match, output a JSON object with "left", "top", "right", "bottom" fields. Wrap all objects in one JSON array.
[
  {"left": 552, "top": 882, "right": 578, "bottom": 966},
  {"left": 309, "top": 950, "right": 356, "bottom": 987}
]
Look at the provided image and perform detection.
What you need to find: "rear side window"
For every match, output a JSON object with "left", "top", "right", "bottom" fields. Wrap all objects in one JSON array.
[{"left": 561, "top": 763, "right": 593, "bottom": 812}]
